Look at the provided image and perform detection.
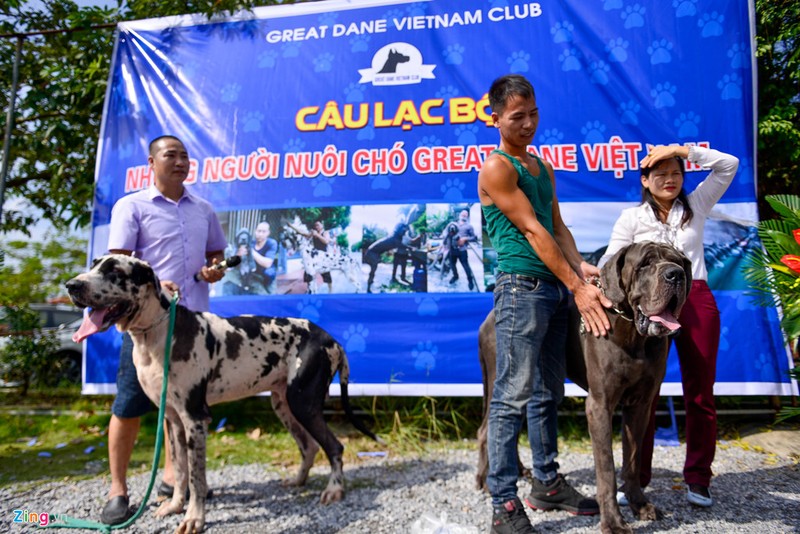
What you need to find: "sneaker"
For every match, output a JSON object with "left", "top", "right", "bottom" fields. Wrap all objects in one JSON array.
[
  {"left": 490, "top": 497, "right": 536, "bottom": 533},
  {"left": 686, "top": 484, "right": 713, "bottom": 507},
  {"left": 524, "top": 474, "right": 600, "bottom": 515}
]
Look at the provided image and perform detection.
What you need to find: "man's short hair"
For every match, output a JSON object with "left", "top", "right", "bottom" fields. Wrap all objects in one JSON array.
[
  {"left": 488, "top": 75, "right": 536, "bottom": 115},
  {"left": 149, "top": 135, "right": 184, "bottom": 155}
]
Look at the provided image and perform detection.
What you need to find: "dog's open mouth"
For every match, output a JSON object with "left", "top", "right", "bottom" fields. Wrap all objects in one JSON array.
[
  {"left": 637, "top": 299, "right": 681, "bottom": 335},
  {"left": 73, "top": 303, "right": 130, "bottom": 342}
]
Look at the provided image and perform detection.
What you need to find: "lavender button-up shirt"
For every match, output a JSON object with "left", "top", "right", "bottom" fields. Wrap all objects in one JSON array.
[{"left": 107, "top": 185, "right": 227, "bottom": 312}]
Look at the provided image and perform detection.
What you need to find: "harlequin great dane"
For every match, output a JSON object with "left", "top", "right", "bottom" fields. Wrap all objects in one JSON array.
[
  {"left": 285, "top": 226, "right": 363, "bottom": 294},
  {"left": 66, "top": 254, "right": 379, "bottom": 534},
  {"left": 476, "top": 242, "right": 691, "bottom": 534}
]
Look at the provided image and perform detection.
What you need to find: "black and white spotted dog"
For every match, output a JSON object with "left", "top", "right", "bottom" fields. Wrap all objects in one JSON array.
[
  {"left": 66, "top": 254, "right": 378, "bottom": 534},
  {"left": 285, "top": 226, "right": 363, "bottom": 293}
]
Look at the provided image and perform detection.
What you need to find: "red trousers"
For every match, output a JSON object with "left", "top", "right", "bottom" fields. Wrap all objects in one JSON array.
[{"left": 639, "top": 280, "right": 720, "bottom": 488}]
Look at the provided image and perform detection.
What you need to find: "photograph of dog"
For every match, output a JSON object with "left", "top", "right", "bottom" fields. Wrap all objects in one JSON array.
[
  {"left": 475, "top": 242, "right": 691, "bottom": 534},
  {"left": 66, "top": 254, "right": 379, "bottom": 534}
]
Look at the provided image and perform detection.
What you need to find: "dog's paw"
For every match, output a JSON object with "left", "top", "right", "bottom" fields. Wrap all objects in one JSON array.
[
  {"left": 636, "top": 502, "right": 663, "bottom": 521},
  {"left": 319, "top": 486, "right": 344, "bottom": 505},
  {"left": 600, "top": 522, "right": 633, "bottom": 534},
  {"left": 155, "top": 500, "right": 184, "bottom": 517},
  {"left": 175, "top": 517, "right": 205, "bottom": 534}
]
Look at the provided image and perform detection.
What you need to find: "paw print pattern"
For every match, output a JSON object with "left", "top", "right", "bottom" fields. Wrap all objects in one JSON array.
[
  {"left": 437, "top": 86, "right": 459, "bottom": 100},
  {"left": 698, "top": 12, "right": 724, "bottom": 38},
  {"left": 754, "top": 352, "right": 779, "bottom": 382},
  {"left": 651, "top": 82, "right": 677, "bottom": 109},
  {"left": 735, "top": 156, "right": 752, "bottom": 185},
  {"left": 550, "top": 21, "right": 574, "bottom": 43},
  {"left": 625, "top": 184, "right": 642, "bottom": 201},
  {"left": 618, "top": 101, "right": 640, "bottom": 126},
  {"left": 318, "top": 11, "right": 338, "bottom": 26},
  {"left": 312, "top": 177, "right": 334, "bottom": 198},
  {"left": 589, "top": 61, "right": 611, "bottom": 85},
  {"left": 371, "top": 173, "right": 392, "bottom": 190},
  {"left": 673, "top": 112, "right": 700, "bottom": 138},
  {"left": 621, "top": 4, "right": 646, "bottom": 29},
  {"left": 415, "top": 295, "right": 440, "bottom": 316},
  {"left": 281, "top": 42, "right": 301, "bottom": 58},
  {"left": 296, "top": 298, "right": 322, "bottom": 323},
  {"left": 718, "top": 326, "right": 729, "bottom": 352},
  {"left": 735, "top": 293, "right": 759, "bottom": 311},
  {"left": 283, "top": 138, "right": 306, "bottom": 153},
  {"left": 220, "top": 83, "right": 241, "bottom": 103},
  {"left": 454, "top": 124, "right": 479, "bottom": 145},
  {"left": 718, "top": 73, "right": 743, "bottom": 100},
  {"left": 507, "top": 50, "right": 531, "bottom": 73},
  {"left": 538, "top": 128, "right": 564, "bottom": 145},
  {"left": 606, "top": 37, "right": 629, "bottom": 63},
  {"left": 603, "top": 0, "right": 623, "bottom": 10},
  {"left": 313, "top": 52, "right": 335, "bottom": 73},
  {"left": 357, "top": 126, "right": 376, "bottom": 141},
  {"left": 673, "top": 0, "right": 697, "bottom": 17},
  {"left": 344, "top": 83, "right": 365, "bottom": 103},
  {"left": 418, "top": 135, "right": 441, "bottom": 148},
  {"left": 406, "top": 2, "right": 428, "bottom": 17},
  {"left": 581, "top": 120, "right": 607, "bottom": 144},
  {"left": 727, "top": 42, "right": 748, "bottom": 69},
  {"left": 647, "top": 39, "right": 674, "bottom": 65},
  {"left": 444, "top": 44, "right": 465, "bottom": 65},
  {"left": 412, "top": 341, "right": 438, "bottom": 373},
  {"left": 243, "top": 111, "right": 264, "bottom": 133},
  {"left": 257, "top": 50, "right": 278, "bottom": 69},
  {"left": 342, "top": 324, "right": 369, "bottom": 353},
  {"left": 559, "top": 48, "right": 582, "bottom": 72},
  {"left": 441, "top": 178, "right": 466, "bottom": 201},
  {"left": 350, "top": 34, "right": 370, "bottom": 53}
]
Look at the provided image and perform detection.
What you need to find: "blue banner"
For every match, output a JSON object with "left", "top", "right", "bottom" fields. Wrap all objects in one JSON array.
[{"left": 84, "top": 0, "right": 796, "bottom": 397}]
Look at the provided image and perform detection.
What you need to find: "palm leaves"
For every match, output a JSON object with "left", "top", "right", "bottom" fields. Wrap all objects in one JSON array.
[{"left": 743, "top": 195, "right": 800, "bottom": 421}]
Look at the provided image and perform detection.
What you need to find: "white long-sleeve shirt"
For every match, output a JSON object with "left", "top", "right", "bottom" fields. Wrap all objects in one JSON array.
[{"left": 599, "top": 146, "right": 739, "bottom": 281}]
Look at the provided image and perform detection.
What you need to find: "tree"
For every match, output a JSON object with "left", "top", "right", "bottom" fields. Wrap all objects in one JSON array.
[
  {"left": 755, "top": 1, "right": 800, "bottom": 215},
  {"left": 0, "top": 0, "right": 292, "bottom": 236},
  {"left": 0, "top": 229, "right": 87, "bottom": 305}
]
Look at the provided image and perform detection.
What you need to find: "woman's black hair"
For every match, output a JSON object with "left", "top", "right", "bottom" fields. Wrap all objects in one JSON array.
[{"left": 640, "top": 156, "right": 694, "bottom": 227}]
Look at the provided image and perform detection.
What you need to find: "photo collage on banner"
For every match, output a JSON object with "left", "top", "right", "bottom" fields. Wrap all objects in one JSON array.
[{"left": 211, "top": 203, "right": 486, "bottom": 296}]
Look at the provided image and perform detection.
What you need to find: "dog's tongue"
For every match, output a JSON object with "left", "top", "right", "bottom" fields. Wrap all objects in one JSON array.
[
  {"left": 73, "top": 309, "right": 108, "bottom": 343},
  {"left": 649, "top": 310, "right": 680, "bottom": 331}
]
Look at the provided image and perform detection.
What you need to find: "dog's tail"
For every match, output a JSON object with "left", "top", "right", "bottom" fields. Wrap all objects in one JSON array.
[{"left": 338, "top": 353, "right": 384, "bottom": 444}]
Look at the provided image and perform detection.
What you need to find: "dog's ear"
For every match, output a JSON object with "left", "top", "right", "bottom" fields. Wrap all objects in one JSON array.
[
  {"left": 130, "top": 259, "right": 160, "bottom": 292},
  {"left": 600, "top": 244, "right": 636, "bottom": 305}
]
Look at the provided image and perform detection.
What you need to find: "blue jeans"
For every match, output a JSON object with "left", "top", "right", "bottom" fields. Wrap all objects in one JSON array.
[
  {"left": 111, "top": 333, "right": 155, "bottom": 418},
  {"left": 487, "top": 272, "right": 569, "bottom": 505}
]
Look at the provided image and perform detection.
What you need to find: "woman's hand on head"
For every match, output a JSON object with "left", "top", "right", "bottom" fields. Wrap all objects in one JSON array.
[{"left": 640, "top": 144, "right": 689, "bottom": 169}]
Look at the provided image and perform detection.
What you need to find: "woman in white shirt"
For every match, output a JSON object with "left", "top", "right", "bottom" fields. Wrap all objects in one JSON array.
[{"left": 600, "top": 144, "right": 739, "bottom": 508}]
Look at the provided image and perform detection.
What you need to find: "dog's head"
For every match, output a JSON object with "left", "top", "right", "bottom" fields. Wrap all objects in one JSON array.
[
  {"left": 65, "top": 254, "right": 164, "bottom": 341},
  {"left": 601, "top": 242, "right": 692, "bottom": 337}
]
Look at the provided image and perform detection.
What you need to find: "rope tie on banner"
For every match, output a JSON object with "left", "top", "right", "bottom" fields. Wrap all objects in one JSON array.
[{"left": 42, "top": 293, "right": 179, "bottom": 532}]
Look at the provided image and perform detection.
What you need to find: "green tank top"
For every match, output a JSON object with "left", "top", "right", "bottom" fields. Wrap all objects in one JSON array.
[{"left": 482, "top": 149, "right": 556, "bottom": 281}]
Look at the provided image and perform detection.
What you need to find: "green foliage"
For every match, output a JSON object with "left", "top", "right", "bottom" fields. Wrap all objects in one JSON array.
[
  {"left": 743, "top": 194, "right": 800, "bottom": 420},
  {"left": 0, "top": 306, "right": 60, "bottom": 395},
  {"left": 0, "top": 229, "right": 87, "bottom": 305},
  {"left": 755, "top": 1, "right": 800, "bottom": 207}
]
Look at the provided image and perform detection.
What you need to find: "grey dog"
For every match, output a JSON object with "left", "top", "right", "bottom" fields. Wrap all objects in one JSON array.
[
  {"left": 66, "top": 254, "right": 378, "bottom": 534},
  {"left": 476, "top": 242, "right": 691, "bottom": 534}
]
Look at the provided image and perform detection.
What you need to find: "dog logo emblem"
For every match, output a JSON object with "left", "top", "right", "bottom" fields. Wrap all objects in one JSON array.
[{"left": 359, "top": 42, "right": 436, "bottom": 86}]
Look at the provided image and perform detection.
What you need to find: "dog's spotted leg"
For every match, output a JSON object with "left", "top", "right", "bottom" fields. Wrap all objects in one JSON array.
[
  {"left": 271, "top": 389, "right": 320, "bottom": 487},
  {"left": 156, "top": 414, "right": 187, "bottom": 518},
  {"left": 175, "top": 417, "right": 208, "bottom": 534},
  {"left": 285, "top": 382, "right": 345, "bottom": 505}
]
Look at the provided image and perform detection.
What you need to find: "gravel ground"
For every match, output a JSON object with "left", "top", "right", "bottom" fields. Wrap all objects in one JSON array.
[{"left": 3, "top": 441, "right": 799, "bottom": 533}]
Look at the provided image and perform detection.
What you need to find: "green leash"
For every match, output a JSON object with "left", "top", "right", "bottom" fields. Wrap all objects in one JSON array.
[{"left": 43, "top": 293, "right": 179, "bottom": 532}]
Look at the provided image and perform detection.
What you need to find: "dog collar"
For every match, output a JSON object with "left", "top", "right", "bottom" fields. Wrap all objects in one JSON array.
[
  {"left": 580, "top": 277, "right": 633, "bottom": 335},
  {"left": 129, "top": 311, "right": 170, "bottom": 336}
]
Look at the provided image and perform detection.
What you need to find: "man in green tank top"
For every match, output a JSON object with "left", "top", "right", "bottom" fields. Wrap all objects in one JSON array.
[{"left": 478, "top": 74, "right": 612, "bottom": 533}]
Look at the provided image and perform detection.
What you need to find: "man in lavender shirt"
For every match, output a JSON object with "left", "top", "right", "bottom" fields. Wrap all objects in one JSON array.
[{"left": 100, "top": 135, "right": 227, "bottom": 525}]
